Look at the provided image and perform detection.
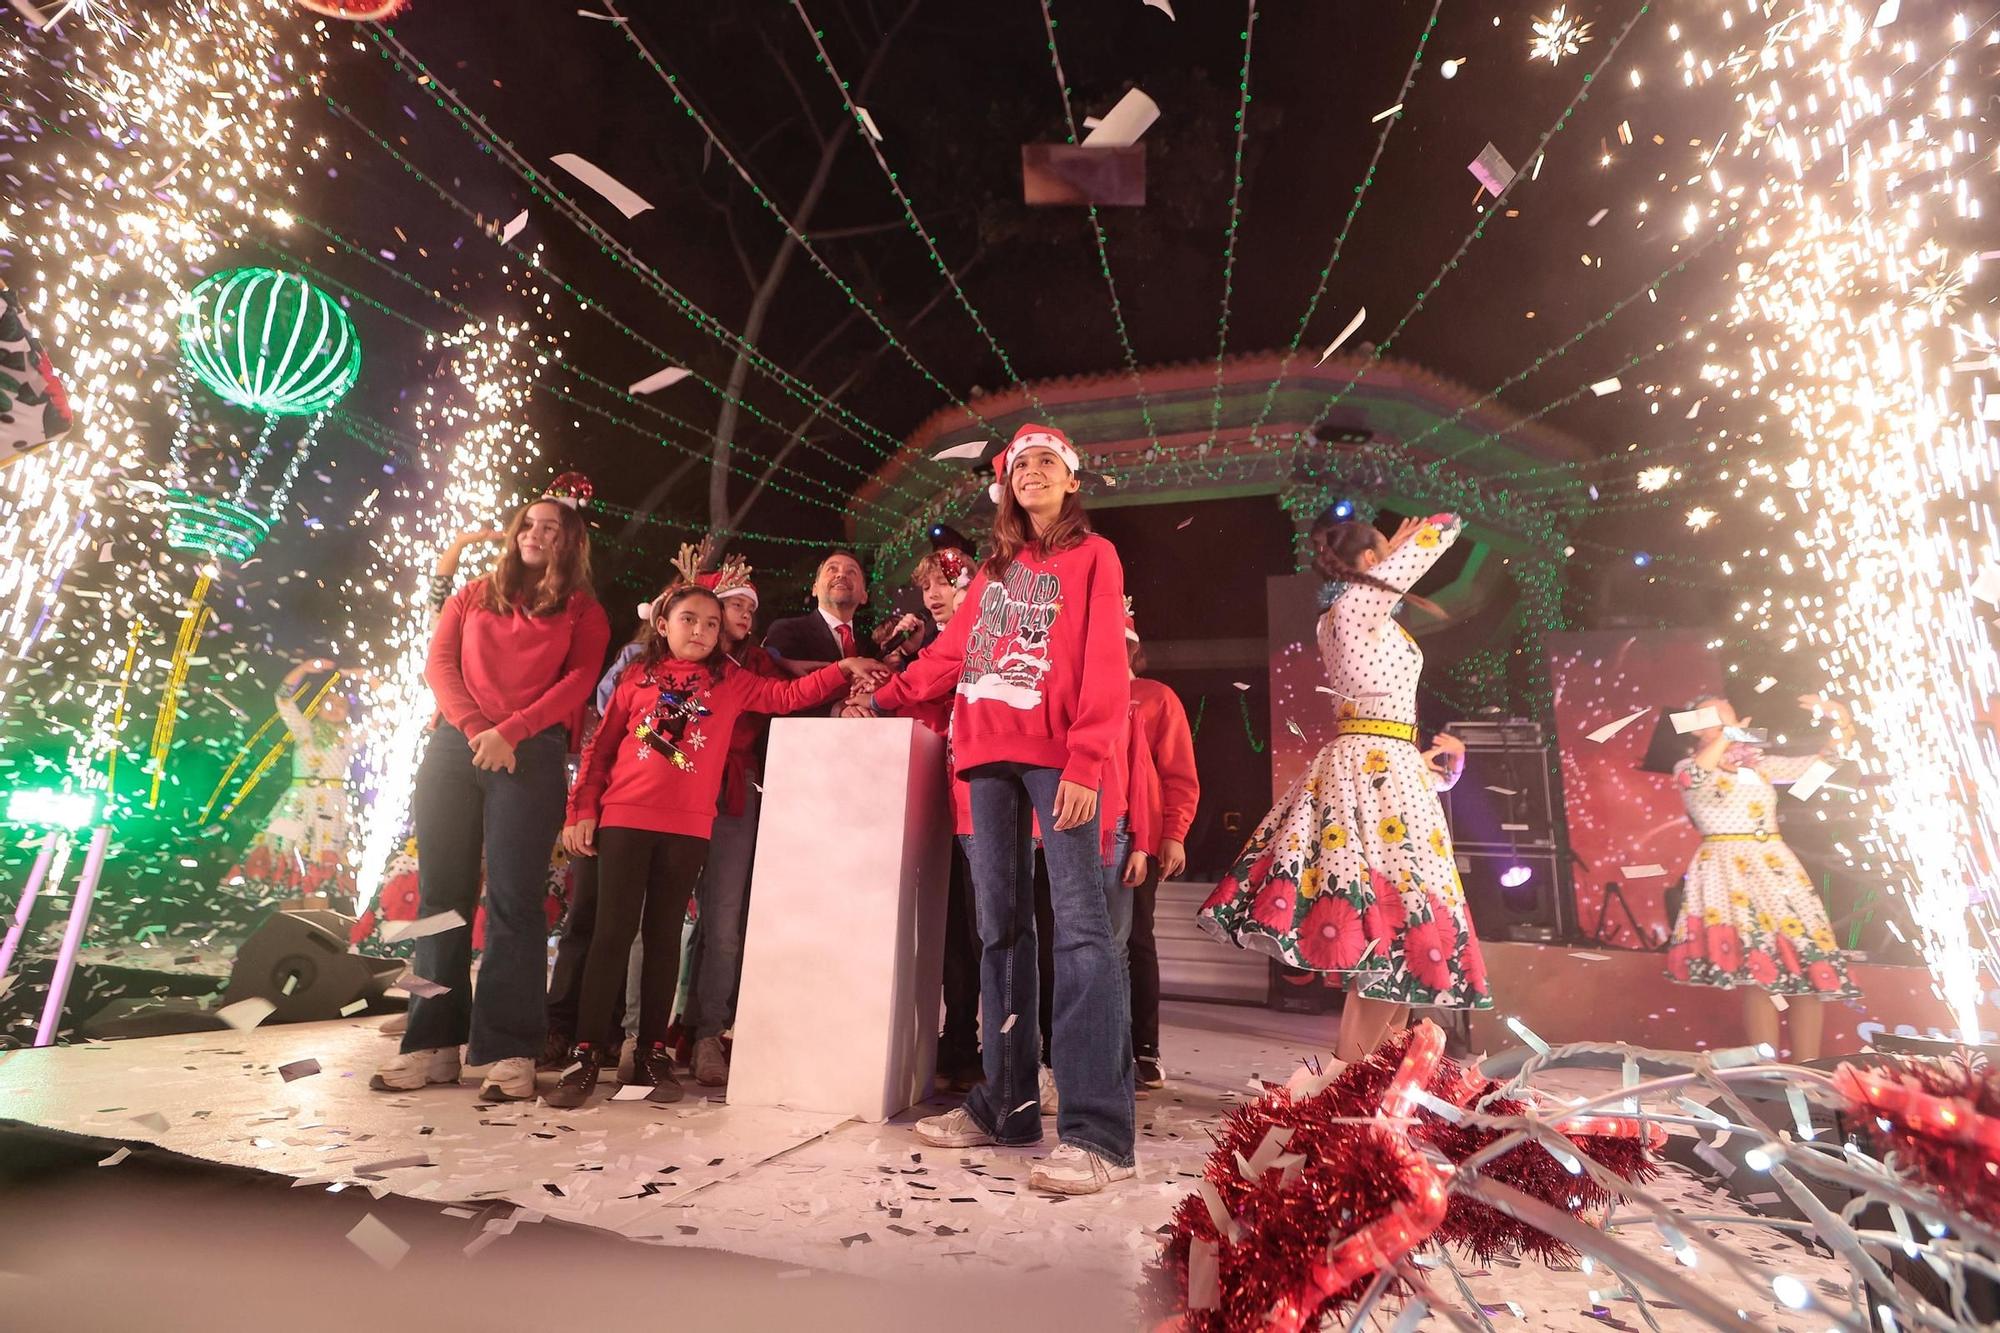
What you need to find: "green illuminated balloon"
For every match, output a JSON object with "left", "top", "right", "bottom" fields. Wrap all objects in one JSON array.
[{"left": 177, "top": 267, "right": 360, "bottom": 417}]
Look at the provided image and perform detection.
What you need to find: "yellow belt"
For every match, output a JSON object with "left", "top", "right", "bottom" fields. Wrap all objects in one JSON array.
[
  {"left": 1333, "top": 717, "right": 1419, "bottom": 745},
  {"left": 1702, "top": 831, "right": 1773, "bottom": 843}
]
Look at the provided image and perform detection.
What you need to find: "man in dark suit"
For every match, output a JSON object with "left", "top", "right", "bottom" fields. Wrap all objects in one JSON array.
[{"left": 763, "top": 549, "right": 881, "bottom": 672}]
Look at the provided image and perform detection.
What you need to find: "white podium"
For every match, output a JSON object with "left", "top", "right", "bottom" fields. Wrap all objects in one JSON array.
[{"left": 728, "top": 717, "right": 953, "bottom": 1121}]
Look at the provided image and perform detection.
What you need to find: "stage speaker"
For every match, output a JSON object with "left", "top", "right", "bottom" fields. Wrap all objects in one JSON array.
[
  {"left": 1440, "top": 720, "right": 1559, "bottom": 852},
  {"left": 220, "top": 910, "right": 404, "bottom": 1023},
  {"left": 1457, "top": 849, "right": 1572, "bottom": 943}
]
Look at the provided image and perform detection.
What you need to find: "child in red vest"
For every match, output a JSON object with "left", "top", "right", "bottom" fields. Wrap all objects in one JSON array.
[{"left": 550, "top": 583, "right": 883, "bottom": 1107}]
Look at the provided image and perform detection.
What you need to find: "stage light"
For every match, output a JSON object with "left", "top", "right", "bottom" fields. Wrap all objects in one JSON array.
[
  {"left": 1499, "top": 862, "right": 1533, "bottom": 888},
  {"left": 6, "top": 789, "right": 99, "bottom": 831},
  {"left": 926, "top": 522, "right": 972, "bottom": 554},
  {"left": 1331, "top": 499, "right": 1355, "bottom": 520},
  {"left": 1632, "top": 551, "right": 1651, "bottom": 567}
]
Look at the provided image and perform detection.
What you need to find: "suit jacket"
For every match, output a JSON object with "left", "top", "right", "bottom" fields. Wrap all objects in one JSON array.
[{"left": 762, "top": 610, "right": 881, "bottom": 667}]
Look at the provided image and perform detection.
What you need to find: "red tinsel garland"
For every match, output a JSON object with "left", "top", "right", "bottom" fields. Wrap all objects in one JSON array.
[
  {"left": 1150, "top": 1023, "right": 1660, "bottom": 1332},
  {"left": 1834, "top": 1053, "right": 2000, "bottom": 1229}
]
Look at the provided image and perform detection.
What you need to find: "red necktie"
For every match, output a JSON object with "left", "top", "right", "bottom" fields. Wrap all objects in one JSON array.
[{"left": 836, "top": 622, "right": 856, "bottom": 658}]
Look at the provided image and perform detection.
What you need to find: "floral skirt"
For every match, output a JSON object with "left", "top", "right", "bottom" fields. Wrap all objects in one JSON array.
[
  {"left": 1665, "top": 837, "right": 1858, "bottom": 997},
  {"left": 1197, "top": 736, "right": 1492, "bottom": 1009}
]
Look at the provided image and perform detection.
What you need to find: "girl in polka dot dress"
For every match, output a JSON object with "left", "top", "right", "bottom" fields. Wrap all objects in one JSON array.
[
  {"left": 1664, "top": 693, "right": 1860, "bottom": 1060},
  {"left": 1198, "top": 513, "right": 1492, "bottom": 1061}
]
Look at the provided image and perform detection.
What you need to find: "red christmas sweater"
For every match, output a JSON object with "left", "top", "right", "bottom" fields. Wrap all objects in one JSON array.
[
  {"left": 1131, "top": 676, "right": 1199, "bottom": 845},
  {"left": 874, "top": 534, "right": 1131, "bottom": 792},
  {"left": 570, "top": 655, "right": 849, "bottom": 839},
  {"left": 720, "top": 642, "right": 784, "bottom": 819},
  {"left": 428, "top": 579, "right": 610, "bottom": 746}
]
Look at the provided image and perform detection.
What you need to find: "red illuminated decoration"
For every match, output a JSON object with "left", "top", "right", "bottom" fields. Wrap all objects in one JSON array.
[{"left": 295, "top": 0, "right": 408, "bottom": 19}]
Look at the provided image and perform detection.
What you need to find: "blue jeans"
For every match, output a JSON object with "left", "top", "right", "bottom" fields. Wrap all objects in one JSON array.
[
  {"left": 963, "top": 765, "right": 1134, "bottom": 1167},
  {"left": 403, "top": 724, "right": 568, "bottom": 1065},
  {"left": 1106, "top": 824, "right": 1134, "bottom": 954},
  {"left": 1038, "top": 820, "right": 1132, "bottom": 1063}
]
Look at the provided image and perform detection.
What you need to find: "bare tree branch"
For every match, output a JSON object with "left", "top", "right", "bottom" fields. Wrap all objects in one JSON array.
[{"left": 760, "top": 23, "right": 828, "bottom": 150}]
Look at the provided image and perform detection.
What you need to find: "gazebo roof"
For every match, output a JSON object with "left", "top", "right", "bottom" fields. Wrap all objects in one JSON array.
[{"left": 852, "top": 346, "right": 1596, "bottom": 532}]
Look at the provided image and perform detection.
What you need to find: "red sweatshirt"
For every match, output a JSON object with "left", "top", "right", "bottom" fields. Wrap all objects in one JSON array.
[
  {"left": 570, "top": 656, "right": 849, "bottom": 839},
  {"left": 1131, "top": 676, "right": 1199, "bottom": 845},
  {"left": 719, "top": 642, "right": 784, "bottom": 819},
  {"left": 874, "top": 535, "right": 1130, "bottom": 791},
  {"left": 428, "top": 579, "right": 610, "bottom": 747}
]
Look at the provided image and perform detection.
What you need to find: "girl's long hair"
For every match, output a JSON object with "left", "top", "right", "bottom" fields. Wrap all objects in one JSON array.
[
  {"left": 637, "top": 585, "right": 727, "bottom": 675},
  {"left": 982, "top": 478, "right": 1093, "bottom": 579},
  {"left": 1310, "top": 518, "right": 1444, "bottom": 619},
  {"left": 480, "top": 500, "right": 594, "bottom": 617}
]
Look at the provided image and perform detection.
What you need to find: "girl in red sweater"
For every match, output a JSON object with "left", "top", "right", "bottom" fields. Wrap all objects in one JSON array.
[
  {"left": 550, "top": 583, "right": 882, "bottom": 1107},
  {"left": 868, "top": 422, "right": 1136, "bottom": 1195},
  {"left": 371, "top": 496, "right": 609, "bottom": 1103}
]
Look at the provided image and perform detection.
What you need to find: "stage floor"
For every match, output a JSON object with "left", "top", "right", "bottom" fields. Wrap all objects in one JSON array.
[{"left": 0, "top": 999, "right": 1853, "bottom": 1329}]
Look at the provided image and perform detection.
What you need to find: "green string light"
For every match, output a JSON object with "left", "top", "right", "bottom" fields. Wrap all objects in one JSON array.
[
  {"left": 574, "top": 7, "right": 1011, "bottom": 442},
  {"left": 791, "top": 0, "right": 1073, "bottom": 435},
  {"left": 1036, "top": 0, "right": 1164, "bottom": 454},
  {"left": 1243, "top": 0, "right": 1440, "bottom": 445},
  {"left": 320, "top": 94, "right": 933, "bottom": 516},
  {"left": 267, "top": 214, "right": 899, "bottom": 523},
  {"left": 1302, "top": 1, "right": 1655, "bottom": 440},
  {"left": 1201, "top": 1, "right": 1261, "bottom": 454},
  {"left": 362, "top": 30, "right": 920, "bottom": 465}
]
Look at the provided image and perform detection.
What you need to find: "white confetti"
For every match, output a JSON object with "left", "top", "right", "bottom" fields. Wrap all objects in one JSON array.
[
  {"left": 1670, "top": 707, "right": 1721, "bottom": 733},
  {"left": 628, "top": 365, "right": 692, "bottom": 395},
  {"left": 500, "top": 208, "right": 528, "bottom": 243},
  {"left": 1370, "top": 103, "right": 1403, "bottom": 123},
  {"left": 1080, "top": 88, "right": 1160, "bottom": 148},
  {"left": 1589, "top": 376, "right": 1623, "bottom": 396},
  {"left": 345, "top": 1214, "right": 411, "bottom": 1270},
  {"left": 550, "top": 152, "right": 654, "bottom": 218},
  {"left": 1620, "top": 864, "right": 1668, "bottom": 879},
  {"left": 214, "top": 997, "right": 276, "bottom": 1031},
  {"left": 1585, "top": 706, "right": 1650, "bottom": 743},
  {"left": 1787, "top": 757, "right": 1838, "bottom": 801},
  {"left": 379, "top": 910, "right": 466, "bottom": 944},
  {"left": 1315, "top": 307, "right": 1366, "bottom": 366},
  {"left": 1586, "top": 207, "right": 1609, "bottom": 226}
]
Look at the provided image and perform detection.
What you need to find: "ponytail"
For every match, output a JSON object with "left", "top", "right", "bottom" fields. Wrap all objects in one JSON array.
[{"left": 1310, "top": 519, "right": 1445, "bottom": 619}]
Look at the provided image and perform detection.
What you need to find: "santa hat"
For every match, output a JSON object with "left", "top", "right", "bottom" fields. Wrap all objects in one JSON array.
[
  {"left": 540, "top": 471, "right": 594, "bottom": 510},
  {"left": 935, "top": 546, "right": 974, "bottom": 591},
  {"left": 699, "top": 555, "right": 759, "bottom": 610},
  {"left": 988, "top": 423, "right": 1081, "bottom": 505}
]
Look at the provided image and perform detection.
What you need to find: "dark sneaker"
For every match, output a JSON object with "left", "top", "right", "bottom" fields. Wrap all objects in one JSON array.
[
  {"left": 544, "top": 1045, "right": 602, "bottom": 1109},
  {"left": 638, "top": 1042, "right": 684, "bottom": 1104}
]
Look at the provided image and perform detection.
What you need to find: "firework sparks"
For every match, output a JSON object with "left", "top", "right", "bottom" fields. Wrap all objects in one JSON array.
[
  {"left": 343, "top": 318, "right": 548, "bottom": 912},
  {"left": 1529, "top": 6, "right": 1592, "bottom": 66},
  {"left": 1680, "top": 3, "right": 1999, "bottom": 1038},
  {"left": 1636, "top": 465, "right": 1675, "bottom": 492},
  {"left": 1684, "top": 506, "right": 1716, "bottom": 531},
  {"left": 0, "top": 1, "right": 325, "bottom": 792}
]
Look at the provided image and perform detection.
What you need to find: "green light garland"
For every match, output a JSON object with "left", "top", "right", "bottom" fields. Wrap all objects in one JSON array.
[
  {"left": 791, "top": 0, "right": 1071, "bottom": 433},
  {"left": 525, "top": 10, "right": 1009, "bottom": 442},
  {"left": 362, "top": 32, "right": 919, "bottom": 464},
  {"left": 1036, "top": 0, "right": 1164, "bottom": 453},
  {"left": 1201, "top": 1, "right": 1261, "bottom": 453},
  {"left": 1302, "top": 2, "right": 1654, "bottom": 438},
  {"left": 1243, "top": 0, "right": 1440, "bottom": 444},
  {"left": 178, "top": 267, "right": 360, "bottom": 417},
  {"left": 267, "top": 219, "right": 903, "bottom": 523},
  {"left": 321, "top": 88, "right": 931, "bottom": 502}
]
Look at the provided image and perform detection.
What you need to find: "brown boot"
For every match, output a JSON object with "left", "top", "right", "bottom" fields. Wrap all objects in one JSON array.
[{"left": 692, "top": 1035, "right": 729, "bottom": 1087}]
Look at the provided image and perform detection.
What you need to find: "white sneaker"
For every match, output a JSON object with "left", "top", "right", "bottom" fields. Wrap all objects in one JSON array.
[
  {"left": 1030, "top": 1142, "right": 1136, "bottom": 1196},
  {"left": 913, "top": 1105, "right": 995, "bottom": 1149},
  {"left": 369, "top": 1047, "right": 461, "bottom": 1091},
  {"left": 478, "top": 1056, "right": 538, "bottom": 1102},
  {"left": 1038, "top": 1065, "right": 1059, "bottom": 1117}
]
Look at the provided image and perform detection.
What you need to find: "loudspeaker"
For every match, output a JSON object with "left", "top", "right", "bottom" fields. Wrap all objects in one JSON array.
[
  {"left": 221, "top": 910, "right": 404, "bottom": 1023},
  {"left": 1458, "top": 849, "right": 1572, "bottom": 943},
  {"left": 1441, "top": 720, "right": 1559, "bottom": 851}
]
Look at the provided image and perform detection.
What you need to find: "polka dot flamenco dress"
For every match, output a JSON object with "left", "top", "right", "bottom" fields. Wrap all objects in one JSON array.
[
  {"left": 1197, "top": 514, "right": 1491, "bottom": 1009},
  {"left": 1664, "top": 751, "right": 1857, "bottom": 998}
]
